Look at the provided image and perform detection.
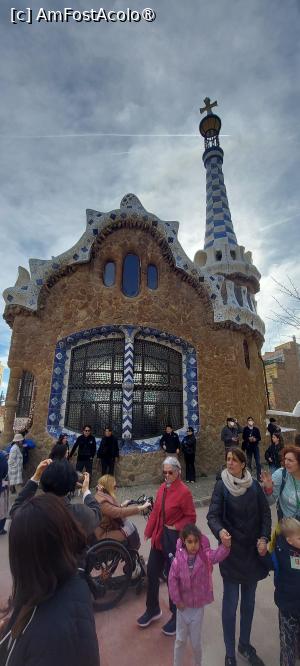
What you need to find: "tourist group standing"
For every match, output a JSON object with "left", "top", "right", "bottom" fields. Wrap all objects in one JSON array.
[{"left": 1, "top": 419, "right": 300, "bottom": 666}]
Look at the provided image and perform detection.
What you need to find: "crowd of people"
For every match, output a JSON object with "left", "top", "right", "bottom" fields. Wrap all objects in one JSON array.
[{"left": 0, "top": 420, "right": 300, "bottom": 666}]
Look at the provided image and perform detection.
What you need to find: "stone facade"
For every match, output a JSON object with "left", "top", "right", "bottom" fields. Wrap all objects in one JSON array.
[
  {"left": 1, "top": 103, "right": 269, "bottom": 485},
  {"left": 263, "top": 338, "right": 300, "bottom": 411},
  {"left": 1, "top": 225, "right": 267, "bottom": 484}
]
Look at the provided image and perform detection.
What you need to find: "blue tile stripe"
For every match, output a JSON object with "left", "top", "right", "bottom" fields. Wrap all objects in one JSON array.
[
  {"left": 203, "top": 149, "right": 238, "bottom": 250},
  {"left": 47, "top": 325, "right": 200, "bottom": 455}
]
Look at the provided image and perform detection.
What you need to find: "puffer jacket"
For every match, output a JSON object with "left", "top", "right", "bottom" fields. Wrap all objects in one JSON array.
[{"left": 169, "top": 536, "right": 229, "bottom": 608}]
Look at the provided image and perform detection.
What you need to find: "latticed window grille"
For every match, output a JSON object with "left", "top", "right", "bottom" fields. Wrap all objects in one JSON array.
[
  {"left": 65, "top": 338, "right": 124, "bottom": 437},
  {"left": 16, "top": 371, "right": 35, "bottom": 417},
  {"left": 132, "top": 340, "right": 183, "bottom": 439}
]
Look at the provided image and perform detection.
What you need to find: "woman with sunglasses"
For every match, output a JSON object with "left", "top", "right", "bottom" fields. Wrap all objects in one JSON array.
[{"left": 137, "top": 457, "right": 196, "bottom": 637}]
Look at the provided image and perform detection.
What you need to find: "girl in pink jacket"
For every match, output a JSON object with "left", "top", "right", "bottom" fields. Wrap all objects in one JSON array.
[{"left": 169, "top": 524, "right": 230, "bottom": 666}]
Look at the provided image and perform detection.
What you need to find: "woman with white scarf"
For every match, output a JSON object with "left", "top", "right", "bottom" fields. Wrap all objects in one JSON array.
[{"left": 207, "top": 448, "right": 271, "bottom": 666}]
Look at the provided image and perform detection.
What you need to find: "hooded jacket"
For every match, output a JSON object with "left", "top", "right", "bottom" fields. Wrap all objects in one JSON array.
[{"left": 169, "top": 536, "right": 229, "bottom": 608}]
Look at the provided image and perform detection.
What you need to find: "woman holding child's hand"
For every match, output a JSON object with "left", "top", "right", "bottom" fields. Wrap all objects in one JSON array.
[{"left": 207, "top": 448, "right": 271, "bottom": 666}]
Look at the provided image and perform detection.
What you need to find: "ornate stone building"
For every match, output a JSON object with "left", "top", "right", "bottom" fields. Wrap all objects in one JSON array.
[{"left": 1, "top": 99, "right": 267, "bottom": 482}]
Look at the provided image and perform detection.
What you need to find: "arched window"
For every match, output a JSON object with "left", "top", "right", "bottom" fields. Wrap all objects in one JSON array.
[
  {"left": 122, "top": 253, "right": 140, "bottom": 297},
  {"left": 65, "top": 338, "right": 124, "bottom": 437},
  {"left": 16, "top": 371, "right": 34, "bottom": 417},
  {"left": 132, "top": 340, "right": 183, "bottom": 438},
  {"left": 243, "top": 339, "right": 250, "bottom": 370},
  {"left": 103, "top": 261, "right": 116, "bottom": 287},
  {"left": 147, "top": 264, "right": 158, "bottom": 290}
]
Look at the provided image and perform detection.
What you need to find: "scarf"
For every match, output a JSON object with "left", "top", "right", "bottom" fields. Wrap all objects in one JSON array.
[{"left": 221, "top": 468, "right": 253, "bottom": 496}]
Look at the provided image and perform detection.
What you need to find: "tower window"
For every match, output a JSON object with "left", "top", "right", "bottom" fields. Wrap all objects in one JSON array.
[
  {"left": 215, "top": 251, "right": 222, "bottom": 261},
  {"left": 243, "top": 339, "right": 250, "bottom": 370},
  {"left": 234, "top": 284, "right": 243, "bottom": 307},
  {"left": 103, "top": 261, "right": 116, "bottom": 287},
  {"left": 230, "top": 250, "right": 236, "bottom": 260},
  {"left": 247, "top": 291, "right": 254, "bottom": 311},
  {"left": 122, "top": 253, "right": 140, "bottom": 297},
  {"left": 147, "top": 264, "right": 158, "bottom": 290}
]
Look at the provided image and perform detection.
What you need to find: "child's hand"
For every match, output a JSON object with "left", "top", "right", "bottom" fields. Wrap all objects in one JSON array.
[
  {"left": 219, "top": 529, "right": 231, "bottom": 548},
  {"left": 177, "top": 604, "right": 185, "bottom": 611},
  {"left": 257, "top": 538, "right": 268, "bottom": 556}
]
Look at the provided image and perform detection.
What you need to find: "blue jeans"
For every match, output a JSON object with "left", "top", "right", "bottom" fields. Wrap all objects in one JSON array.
[
  {"left": 246, "top": 445, "right": 261, "bottom": 479},
  {"left": 222, "top": 580, "right": 257, "bottom": 658}
]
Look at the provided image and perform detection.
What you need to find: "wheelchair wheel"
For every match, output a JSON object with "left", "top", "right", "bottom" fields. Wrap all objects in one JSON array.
[{"left": 85, "top": 539, "right": 133, "bottom": 611}]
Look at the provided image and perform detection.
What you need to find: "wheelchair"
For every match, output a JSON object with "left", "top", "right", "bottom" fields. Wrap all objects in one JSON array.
[{"left": 85, "top": 495, "right": 153, "bottom": 611}]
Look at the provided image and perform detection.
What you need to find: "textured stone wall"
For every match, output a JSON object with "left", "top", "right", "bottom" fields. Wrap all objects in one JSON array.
[{"left": 1, "top": 228, "right": 267, "bottom": 484}]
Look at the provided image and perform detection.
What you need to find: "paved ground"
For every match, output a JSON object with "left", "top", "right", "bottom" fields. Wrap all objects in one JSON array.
[
  {"left": 0, "top": 503, "right": 284, "bottom": 666},
  {"left": 116, "top": 474, "right": 217, "bottom": 506}
]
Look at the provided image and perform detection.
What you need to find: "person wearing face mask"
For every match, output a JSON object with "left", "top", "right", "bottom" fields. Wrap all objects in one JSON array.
[
  {"left": 242, "top": 417, "right": 262, "bottom": 480},
  {"left": 221, "top": 418, "right": 243, "bottom": 456},
  {"left": 137, "top": 457, "right": 196, "bottom": 636}
]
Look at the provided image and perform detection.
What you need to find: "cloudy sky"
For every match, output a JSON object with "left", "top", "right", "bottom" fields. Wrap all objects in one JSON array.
[{"left": 0, "top": 0, "right": 299, "bottom": 393}]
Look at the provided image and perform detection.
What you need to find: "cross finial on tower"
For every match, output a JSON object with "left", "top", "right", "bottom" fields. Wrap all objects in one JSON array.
[{"left": 200, "top": 97, "right": 218, "bottom": 116}]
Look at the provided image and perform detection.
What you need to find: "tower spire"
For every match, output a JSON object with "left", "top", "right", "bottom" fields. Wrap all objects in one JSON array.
[{"left": 199, "top": 97, "right": 237, "bottom": 251}]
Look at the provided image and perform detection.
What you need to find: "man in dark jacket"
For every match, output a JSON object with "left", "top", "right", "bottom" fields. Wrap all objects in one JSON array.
[
  {"left": 159, "top": 424, "right": 180, "bottom": 455},
  {"left": 69, "top": 425, "right": 96, "bottom": 475},
  {"left": 97, "top": 426, "right": 119, "bottom": 475},
  {"left": 221, "top": 417, "right": 243, "bottom": 455},
  {"left": 10, "top": 459, "right": 101, "bottom": 539},
  {"left": 181, "top": 426, "right": 196, "bottom": 482},
  {"left": 242, "top": 417, "right": 262, "bottom": 479},
  {"left": 267, "top": 417, "right": 281, "bottom": 438}
]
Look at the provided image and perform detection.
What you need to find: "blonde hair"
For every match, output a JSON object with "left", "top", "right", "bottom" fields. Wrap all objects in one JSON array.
[
  {"left": 97, "top": 474, "right": 116, "bottom": 498},
  {"left": 280, "top": 517, "right": 300, "bottom": 537}
]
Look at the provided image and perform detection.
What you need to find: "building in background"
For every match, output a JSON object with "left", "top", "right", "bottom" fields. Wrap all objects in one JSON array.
[
  {"left": 1, "top": 99, "right": 267, "bottom": 482},
  {"left": 263, "top": 337, "right": 300, "bottom": 411}
]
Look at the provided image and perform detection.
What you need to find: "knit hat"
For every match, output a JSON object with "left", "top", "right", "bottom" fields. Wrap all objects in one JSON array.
[{"left": 13, "top": 433, "right": 24, "bottom": 443}]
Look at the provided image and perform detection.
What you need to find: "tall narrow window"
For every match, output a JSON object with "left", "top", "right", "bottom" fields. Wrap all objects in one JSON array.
[
  {"left": 147, "top": 264, "right": 158, "bottom": 290},
  {"left": 122, "top": 253, "right": 140, "bottom": 297},
  {"left": 234, "top": 284, "right": 243, "bottom": 307},
  {"left": 243, "top": 339, "right": 250, "bottom": 369},
  {"left": 103, "top": 261, "right": 116, "bottom": 287},
  {"left": 65, "top": 338, "right": 124, "bottom": 437},
  {"left": 16, "top": 371, "right": 34, "bottom": 417}
]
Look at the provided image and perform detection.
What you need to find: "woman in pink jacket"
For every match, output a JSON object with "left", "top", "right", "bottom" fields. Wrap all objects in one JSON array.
[{"left": 169, "top": 523, "right": 230, "bottom": 666}]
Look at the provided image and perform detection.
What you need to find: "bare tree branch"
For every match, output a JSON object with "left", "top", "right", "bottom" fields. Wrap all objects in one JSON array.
[{"left": 270, "top": 276, "right": 300, "bottom": 330}]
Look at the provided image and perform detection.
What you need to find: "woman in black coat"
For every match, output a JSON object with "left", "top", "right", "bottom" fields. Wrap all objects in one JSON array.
[
  {"left": 0, "top": 494, "right": 100, "bottom": 666},
  {"left": 207, "top": 448, "right": 271, "bottom": 666}
]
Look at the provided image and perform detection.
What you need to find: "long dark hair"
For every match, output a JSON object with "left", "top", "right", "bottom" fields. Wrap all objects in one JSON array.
[{"left": 4, "top": 494, "right": 86, "bottom": 638}]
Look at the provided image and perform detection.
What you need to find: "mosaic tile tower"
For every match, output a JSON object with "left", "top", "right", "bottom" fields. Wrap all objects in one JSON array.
[{"left": 194, "top": 97, "right": 261, "bottom": 314}]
